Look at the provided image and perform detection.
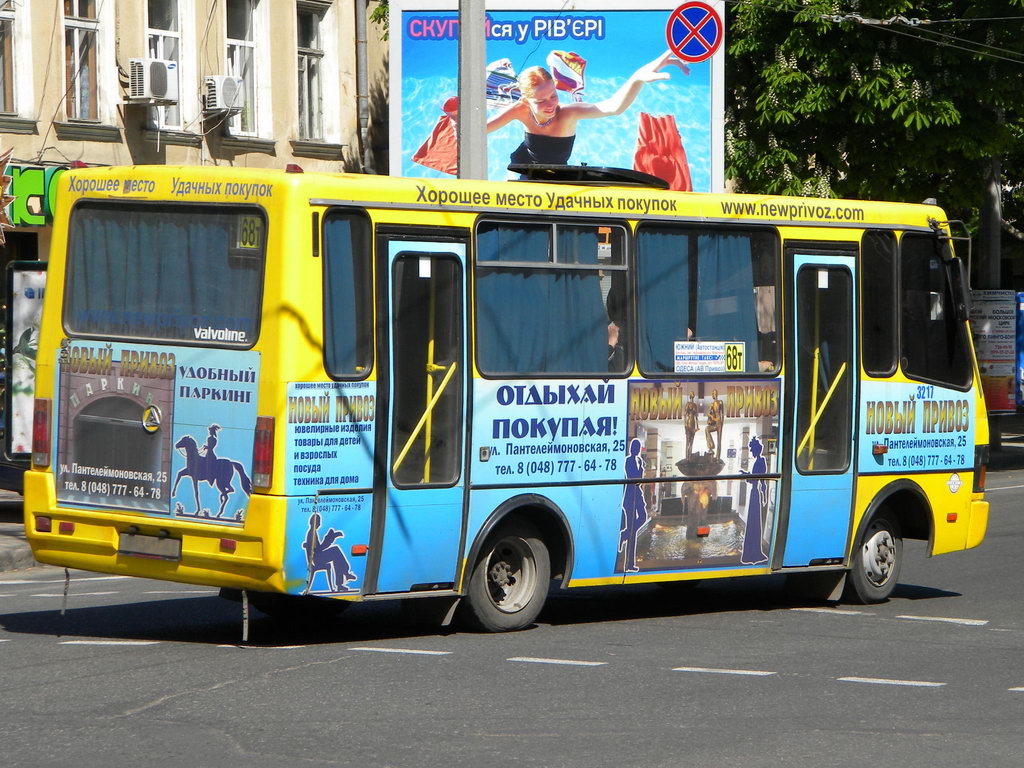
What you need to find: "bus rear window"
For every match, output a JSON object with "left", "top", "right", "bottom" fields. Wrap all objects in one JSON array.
[{"left": 63, "top": 202, "right": 265, "bottom": 346}]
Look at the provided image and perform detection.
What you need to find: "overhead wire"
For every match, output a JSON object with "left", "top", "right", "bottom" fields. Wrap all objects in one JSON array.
[{"left": 725, "top": 0, "right": 1024, "bottom": 66}]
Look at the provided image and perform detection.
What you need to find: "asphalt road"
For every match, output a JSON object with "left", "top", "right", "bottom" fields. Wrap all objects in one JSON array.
[{"left": 2, "top": 471, "right": 1023, "bottom": 768}]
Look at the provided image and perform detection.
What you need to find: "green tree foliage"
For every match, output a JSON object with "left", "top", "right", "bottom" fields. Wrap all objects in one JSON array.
[
  {"left": 726, "top": 0, "right": 1024, "bottom": 222},
  {"left": 370, "top": 0, "right": 389, "bottom": 40}
]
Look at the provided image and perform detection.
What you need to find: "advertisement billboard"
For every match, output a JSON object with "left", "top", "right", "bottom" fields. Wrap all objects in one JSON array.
[
  {"left": 389, "top": 1, "right": 725, "bottom": 191},
  {"left": 970, "top": 289, "right": 1016, "bottom": 413}
]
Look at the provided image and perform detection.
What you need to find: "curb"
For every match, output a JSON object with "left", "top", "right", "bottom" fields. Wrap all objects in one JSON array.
[{"left": 0, "top": 540, "right": 35, "bottom": 572}]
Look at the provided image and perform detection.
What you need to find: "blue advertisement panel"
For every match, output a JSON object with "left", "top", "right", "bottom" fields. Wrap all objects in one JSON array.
[
  {"left": 55, "top": 342, "right": 259, "bottom": 525},
  {"left": 1017, "top": 291, "right": 1024, "bottom": 410},
  {"left": 284, "top": 381, "right": 376, "bottom": 494},
  {"left": 390, "top": 1, "right": 725, "bottom": 190},
  {"left": 282, "top": 494, "right": 373, "bottom": 596},
  {"left": 622, "top": 379, "right": 780, "bottom": 573},
  {"left": 472, "top": 379, "right": 628, "bottom": 485},
  {"left": 858, "top": 381, "right": 974, "bottom": 473}
]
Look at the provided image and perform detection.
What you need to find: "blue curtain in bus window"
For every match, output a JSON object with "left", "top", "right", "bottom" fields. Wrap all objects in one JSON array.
[
  {"left": 67, "top": 207, "right": 261, "bottom": 342},
  {"left": 476, "top": 225, "right": 606, "bottom": 373},
  {"left": 696, "top": 234, "right": 758, "bottom": 361},
  {"left": 637, "top": 229, "right": 689, "bottom": 373}
]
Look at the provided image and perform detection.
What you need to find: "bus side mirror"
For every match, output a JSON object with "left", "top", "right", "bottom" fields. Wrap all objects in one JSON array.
[{"left": 947, "top": 258, "right": 970, "bottom": 323}]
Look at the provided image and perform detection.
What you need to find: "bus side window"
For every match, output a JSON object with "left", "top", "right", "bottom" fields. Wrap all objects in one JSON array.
[
  {"left": 861, "top": 230, "right": 898, "bottom": 376},
  {"left": 899, "top": 234, "right": 972, "bottom": 388},
  {"left": 475, "top": 220, "right": 628, "bottom": 376},
  {"left": 637, "top": 226, "right": 778, "bottom": 374},
  {"left": 323, "top": 210, "right": 373, "bottom": 378}
]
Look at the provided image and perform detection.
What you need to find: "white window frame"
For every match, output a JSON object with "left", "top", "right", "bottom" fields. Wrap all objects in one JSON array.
[
  {"left": 0, "top": 3, "right": 16, "bottom": 114},
  {"left": 297, "top": 2, "right": 326, "bottom": 141},
  {"left": 226, "top": 0, "right": 267, "bottom": 137},
  {"left": 64, "top": 0, "right": 99, "bottom": 121},
  {"left": 146, "top": 0, "right": 182, "bottom": 130},
  {"left": 62, "top": 0, "right": 115, "bottom": 124}
]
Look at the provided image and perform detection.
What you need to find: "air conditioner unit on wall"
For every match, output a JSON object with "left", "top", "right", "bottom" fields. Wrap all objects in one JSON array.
[
  {"left": 127, "top": 58, "right": 179, "bottom": 104},
  {"left": 204, "top": 75, "right": 245, "bottom": 114}
]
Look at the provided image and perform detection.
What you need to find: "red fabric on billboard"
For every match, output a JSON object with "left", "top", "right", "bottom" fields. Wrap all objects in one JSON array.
[
  {"left": 632, "top": 112, "right": 692, "bottom": 192},
  {"left": 412, "top": 97, "right": 459, "bottom": 176}
]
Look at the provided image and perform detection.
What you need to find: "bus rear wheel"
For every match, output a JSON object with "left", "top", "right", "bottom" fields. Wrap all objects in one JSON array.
[
  {"left": 844, "top": 513, "right": 902, "bottom": 604},
  {"left": 463, "top": 519, "right": 550, "bottom": 632}
]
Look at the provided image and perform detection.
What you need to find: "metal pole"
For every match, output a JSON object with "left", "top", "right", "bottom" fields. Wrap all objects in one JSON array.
[
  {"left": 457, "top": 0, "right": 487, "bottom": 179},
  {"left": 355, "top": 0, "right": 375, "bottom": 173}
]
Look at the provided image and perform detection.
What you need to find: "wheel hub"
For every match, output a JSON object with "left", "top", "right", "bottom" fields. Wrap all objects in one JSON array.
[
  {"left": 489, "top": 560, "right": 515, "bottom": 590},
  {"left": 485, "top": 539, "right": 534, "bottom": 613},
  {"left": 862, "top": 530, "right": 895, "bottom": 586}
]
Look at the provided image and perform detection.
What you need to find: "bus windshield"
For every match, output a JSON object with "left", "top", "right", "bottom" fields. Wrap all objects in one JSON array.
[{"left": 63, "top": 202, "right": 266, "bottom": 347}]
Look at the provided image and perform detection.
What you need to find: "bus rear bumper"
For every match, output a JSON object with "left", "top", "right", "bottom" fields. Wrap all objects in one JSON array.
[
  {"left": 22, "top": 470, "right": 285, "bottom": 592},
  {"left": 966, "top": 499, "right": 988, "bottom": 550}
]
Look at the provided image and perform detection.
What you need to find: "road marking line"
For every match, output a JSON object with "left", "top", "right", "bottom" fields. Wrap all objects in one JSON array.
[
  {"left": 508, "top": 656, "right": 607, "bottom": 667},
  {"left": 1009, "top": 687, "right": 1024, "bottom": 692},
  {"left": 984, "top": 483, "right": 1024, "bottom": 491},
  {"left": 352, "top": 647, "right": 452, "bottom": 656},
  {"left": 673, "top": 666, "right": 775, "bottom": 677},
  {"left": 838, "top": 676, "right": 944, "bottom": 688},
  {"left": 60, "top": 640, "right": 160, "bottom": 646},
  {"left": 31, "top": 591, "right": 119, "bottom": 598},
  {"left": 143, "top": 590, "right": 215, "bottom": 595},
  {"left": 792, "top": 607, "right": 874, "bottom": 616},
  {"left": 3, "top": 576, "right": 130, "bottom": 585},
  {"left": 896, "top": 615, "right": 989, "bottom": 626}
]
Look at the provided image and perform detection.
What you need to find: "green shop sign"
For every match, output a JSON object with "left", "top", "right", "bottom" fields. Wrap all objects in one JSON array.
[{"left": 5, "top": 165, "right": 64, "bottom": 226}]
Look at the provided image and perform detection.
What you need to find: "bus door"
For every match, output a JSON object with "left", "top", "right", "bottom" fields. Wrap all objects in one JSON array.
[
  {"left": 370, "top": 238, "right": 467, "bottom": 594},
  {"left": 780, "top": 252, "right": 857, "bottom": 567}
]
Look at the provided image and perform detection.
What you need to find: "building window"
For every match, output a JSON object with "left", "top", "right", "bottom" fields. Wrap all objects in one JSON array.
[
  {"left": 226, "top": 0, "right": 257, "bottom": 135},
  {"left": 147, "top": 0, "right": 181, "bottom": 129},
  {"left": 0, "top": 4, "right": 14, "bottom": 114},
  {"left": 297, "top": 4, "right": 324, "bottom": 140},
  {"left": 64, "top": 0, "right": 98, "bottom": 120}
]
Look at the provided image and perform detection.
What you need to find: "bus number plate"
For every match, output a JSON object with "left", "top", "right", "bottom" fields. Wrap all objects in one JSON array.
[{"left": 118, "top": 533, "right": 182, "bottom": 562}]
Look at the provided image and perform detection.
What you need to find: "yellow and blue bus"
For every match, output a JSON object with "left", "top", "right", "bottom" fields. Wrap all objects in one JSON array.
[{"left": 23, "top": 164, "right": 989, "bottom": 631}]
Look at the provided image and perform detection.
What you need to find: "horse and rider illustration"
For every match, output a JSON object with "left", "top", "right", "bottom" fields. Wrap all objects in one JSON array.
[{"left": 172, "top": 424, "right": 252, "bottom": 518}]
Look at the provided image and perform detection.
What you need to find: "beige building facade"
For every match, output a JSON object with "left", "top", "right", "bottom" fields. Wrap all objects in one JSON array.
[{"left": 0, "top": 0, "right": 388, "bottom": 264}]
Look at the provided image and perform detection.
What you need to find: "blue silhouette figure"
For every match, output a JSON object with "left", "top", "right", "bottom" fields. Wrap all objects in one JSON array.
[
  {"left": 200, "top": 424, "right": 221, "bottom": 460},
  {"left": 303, "top": 512, "right": 357, "bottom": 593},
  {"left": 740, "top": 435, "right": 770, "bottom": 565},
  {"left": 172, "top": 432, "right": 252, "bottom": 518},
  {"left": 618, "top": 438, "right": 648, "bottom": 573}
]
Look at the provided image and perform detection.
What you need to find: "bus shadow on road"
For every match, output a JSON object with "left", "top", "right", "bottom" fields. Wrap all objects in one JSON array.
[
  {"left": 891, "top": 583, "right": 961, "bottom": 600},
  {"left": 539, "top": 577, "right": 962, "bottom": 627},
  {"left": 0, "top": 577, "right": 964, "bottom": 645},
  {"left": 0, "top": 595, "right": 463, "bottom": 647}
]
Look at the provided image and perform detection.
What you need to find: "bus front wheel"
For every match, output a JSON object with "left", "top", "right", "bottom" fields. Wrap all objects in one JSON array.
[
  {"left": 463, "top": 519, "right": 551, "bottom": 632},
  {"left": 845, "top": 513, "right": 903, "bottom": 604}
]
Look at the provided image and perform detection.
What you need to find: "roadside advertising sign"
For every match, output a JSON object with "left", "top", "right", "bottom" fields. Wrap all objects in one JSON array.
[
  {"left": 970, "top": 289, "right": 1016, "bottom": 413},
  {"left": 389, "top": 1, "right": 726, "bottom": 191}
]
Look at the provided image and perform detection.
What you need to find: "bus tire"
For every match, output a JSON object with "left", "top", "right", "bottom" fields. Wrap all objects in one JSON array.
[
  {"left": 463, "top": 518, "right": 551, "bottom": 632},
  {"left": 844, "top": 513, "right": 903, "bottom": 604}
]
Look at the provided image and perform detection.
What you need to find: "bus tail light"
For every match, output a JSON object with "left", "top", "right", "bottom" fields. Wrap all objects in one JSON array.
[
  {"left": 32, "top": 398, "right": 52, "bottom": 468},
  {"left": 973, "top": 445, "right": 989, "bottom": 493},
  {"left": 253, "top": 416, "right": 275, "bottom": 490}
]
